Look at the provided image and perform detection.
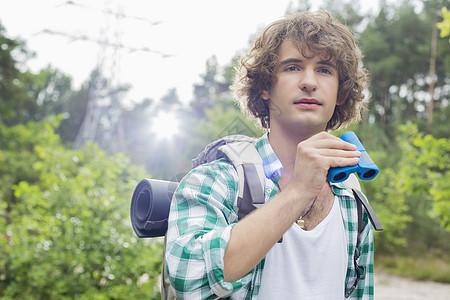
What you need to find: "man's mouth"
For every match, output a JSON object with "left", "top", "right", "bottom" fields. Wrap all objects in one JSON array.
[{"left": 294, "top": 98, "right": 321, "bottom": 108}]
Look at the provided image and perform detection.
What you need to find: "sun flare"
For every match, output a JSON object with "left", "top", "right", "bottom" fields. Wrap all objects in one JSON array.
[{"left": 152, "top": 111, "right": 180, "bottom": 139}]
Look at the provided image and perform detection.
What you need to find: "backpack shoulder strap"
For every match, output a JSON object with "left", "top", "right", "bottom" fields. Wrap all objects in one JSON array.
[
  {"left": 162, "top": 235, "right": 178, "bottom": 300},
  {"left": 342, "top": 174, "right": 383, "bottom": 298},
  {"left": 192, "top": 135, "right": 257, "bottom": 168},
  {"left": 219, "top": 141, "right": 284, "bottom": 243},
  {"left": 342, "top": 174, "right": 383, "bottom": 232},
  {"left": 342, "top": 174, "right": 365, "bottom": 238},
  {"left": 217, "top": 141, "right": 265, "bottom": 219},
  {"left": 191, "top": 135, "right": 266, "bottom": 220}
]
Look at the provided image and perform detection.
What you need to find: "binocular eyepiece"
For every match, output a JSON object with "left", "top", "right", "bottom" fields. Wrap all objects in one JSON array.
[{"left": 327, "top": 131, "right": 379, "bottom": 183}]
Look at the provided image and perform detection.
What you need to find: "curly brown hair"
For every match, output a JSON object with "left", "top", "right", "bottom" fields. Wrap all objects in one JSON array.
[{"left": 231, "top": 10, "right": 369, "bottom": 130}]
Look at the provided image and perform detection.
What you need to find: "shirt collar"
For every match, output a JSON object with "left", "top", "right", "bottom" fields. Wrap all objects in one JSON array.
[
  {"left": 254, "top": 132, "right": 283, "bottom": 184},
  {"left": 331, "top": 182, "right": 347, "bottom": 192}
]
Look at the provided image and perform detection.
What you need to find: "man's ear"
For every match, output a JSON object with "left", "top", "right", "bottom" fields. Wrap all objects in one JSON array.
[{"left": 262, "top": 89, "right": 270, "bottom": 100}]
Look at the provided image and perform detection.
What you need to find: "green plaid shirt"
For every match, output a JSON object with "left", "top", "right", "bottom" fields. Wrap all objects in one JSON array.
[{"left": 165, "top": 133, "right": 374, "bottom": 299}]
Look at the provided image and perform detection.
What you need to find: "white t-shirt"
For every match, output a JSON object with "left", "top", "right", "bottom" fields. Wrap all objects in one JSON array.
[{"left": 258, "top": 196, "right": 348, "bottom": 299}]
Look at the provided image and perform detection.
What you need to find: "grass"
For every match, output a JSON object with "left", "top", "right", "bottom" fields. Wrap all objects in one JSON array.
[{"left": 375, "top": 253, "right": 450, "bottom": 283}]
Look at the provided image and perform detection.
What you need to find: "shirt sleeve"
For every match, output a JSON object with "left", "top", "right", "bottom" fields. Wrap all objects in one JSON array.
[{"left": 164, "top": 159, "right": 254, "bottom": 299}]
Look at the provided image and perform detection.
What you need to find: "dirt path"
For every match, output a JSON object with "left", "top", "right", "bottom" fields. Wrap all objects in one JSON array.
[{"left": 375, "top": 272, "right": 450, "bottom": 300}]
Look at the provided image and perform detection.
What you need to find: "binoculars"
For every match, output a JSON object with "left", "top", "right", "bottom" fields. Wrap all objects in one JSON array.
[{"left": 327, "top": 131, "right": 379, "bottom": 183}]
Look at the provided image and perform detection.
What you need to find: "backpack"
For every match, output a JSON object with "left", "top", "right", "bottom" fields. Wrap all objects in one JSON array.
[{"left": 130, "top": 134, "right": 383, "bottom": 299}]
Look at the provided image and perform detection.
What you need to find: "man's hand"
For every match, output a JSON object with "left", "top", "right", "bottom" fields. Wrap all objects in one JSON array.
[{"left": 286, "top": 132, "right": 361, "bottom": 202}]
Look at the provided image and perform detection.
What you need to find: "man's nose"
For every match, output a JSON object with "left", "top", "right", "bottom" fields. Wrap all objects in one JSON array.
[{"left": 299, "top": 69, "right": 318, "bottom": 92}]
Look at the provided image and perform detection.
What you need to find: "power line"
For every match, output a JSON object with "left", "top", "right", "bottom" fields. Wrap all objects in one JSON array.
[
  {"left": 34, "top": 29, "right": 173, "bottom": 58},
  {"left": 58, "top": 0, "right": 163, "bottom": 26},
  {"left": 31, "top": 0, "right": 173, "bottom": 58}
]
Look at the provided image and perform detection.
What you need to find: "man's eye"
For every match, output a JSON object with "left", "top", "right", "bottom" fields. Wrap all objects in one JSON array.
[
  {"left": 285, "top": 66, "right": 300, "bottom": 72},
  {"left": 318, "top": 68, "right": 332, "bottom": 74}
]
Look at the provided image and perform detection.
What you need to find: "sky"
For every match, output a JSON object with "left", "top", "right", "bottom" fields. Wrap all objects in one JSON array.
[{"left": 0, "top": 0, "right": 379, "bottom": 106}]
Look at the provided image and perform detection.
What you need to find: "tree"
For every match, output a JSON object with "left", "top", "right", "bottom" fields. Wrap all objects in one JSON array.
[
  {"left": 0, "top": 118, "right": 163, "bottom": 299},
  {"left": 400, "top": 123, "right": 450, "bottom": 231},
  {"left": 360, "top": 1, "right": 450, "bottom": 132},
  {"left": 57, "top": 82, "right": 90, "bottom": 144},
  {"left": 158, "top": 88, "right": 181, "bottom": 109},
  {"left": 355, "top": 121, "right": 450, "bottom": 254},
  {"left": 31, "top": 67, "right": 74, "bottom": 118},
  {"left": 0, "top": 22, "right": 37, "bottom": 125},
  {"left": 190, "top": 56, "right": 230, "bottom": 118},
  {"left": 0, "top": 23, "right": 89, "bottom": 137},
  {"left": 320, "top": 0, "right": 365, "bottom": 33}
]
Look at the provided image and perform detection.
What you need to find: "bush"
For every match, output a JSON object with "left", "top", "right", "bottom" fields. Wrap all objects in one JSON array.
[{"left": 0, "top": 117, "right": 163, "bottom": 299}]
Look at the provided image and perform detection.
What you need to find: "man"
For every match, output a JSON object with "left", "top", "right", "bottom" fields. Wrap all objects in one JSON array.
[{"left": 165, "top": 10, "right": 373, "bottom": 299}]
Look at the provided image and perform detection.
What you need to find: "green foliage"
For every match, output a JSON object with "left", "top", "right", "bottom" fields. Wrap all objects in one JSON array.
[
  {"left": 0, "top": 22, "right": 36, "bottom": 125},
  {"left": 190, "top": 55, "right": 230, "bottom": 119},
  {"left": 350, "top": 125, "right": 412, "bottom": 252},
  {"left": 1, "top": 1, "right": 450, "bottom": 290},
  {"left": 0, "top": 118, "right": 163, "bottom": 299},
  {"left": 359, "top": 122, "right": 450, "bottom": 254},
  {"left": 359, "top": 1, "right": 450, "bottom": 129},
  {"left": 437, "top": 7, "right": 450, "bottom": 42},
  {"left": 320, "top": 0, "right": 365, "bottom": 33},
  {"left": 400, "top": 122, "right": 450, "bottom": 230},
  {"left": 0, "top": 23, "right": 82, "bottom": 130}
]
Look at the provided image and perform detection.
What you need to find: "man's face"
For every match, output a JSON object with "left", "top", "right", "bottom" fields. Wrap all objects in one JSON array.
[{"left": 262, "top": 40, "right": 339, "bottom": 135}]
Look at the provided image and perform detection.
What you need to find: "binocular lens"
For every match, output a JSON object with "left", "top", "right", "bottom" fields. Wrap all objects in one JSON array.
[
  {"left": 332, "top": 168, "right": 378, "bottom": 183},
  {"left": 362, "top": 169, "right": 377, "bottom": 179},
  {"left": 333, "top": 172, "right": 348, "bottom": 182}
]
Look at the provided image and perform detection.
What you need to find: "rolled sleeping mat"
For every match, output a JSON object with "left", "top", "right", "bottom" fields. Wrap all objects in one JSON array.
[{"left": 130, "top": 179, "right": 178, "bottom": 238}]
